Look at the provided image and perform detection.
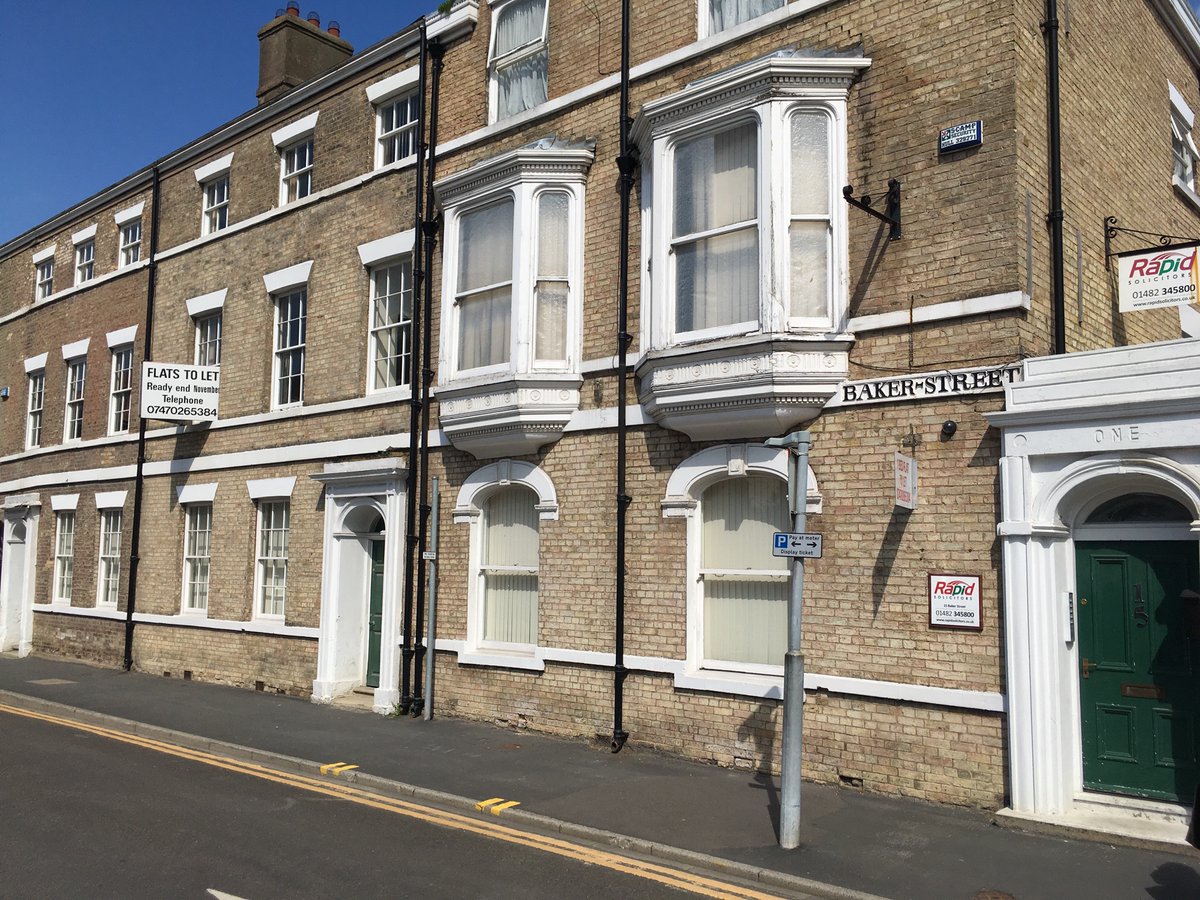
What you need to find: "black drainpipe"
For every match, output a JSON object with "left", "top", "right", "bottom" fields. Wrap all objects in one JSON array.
[
  {"left": 411, "top": 39, "right": 444, "bottom": 717},
  {"left": 400, "top": 21, "right": 430, "bottom": 713},
  {"left": 611, "top": 0, "right": 634, "bottom": 753},
  {"left": 123, "top": 166, "right": 162, "bottom": 671},
  {"left": 1044, "top": 0, "right": 1066, "bottom": 355}
]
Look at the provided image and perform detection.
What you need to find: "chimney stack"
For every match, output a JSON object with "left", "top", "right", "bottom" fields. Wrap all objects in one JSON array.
[{"left": 257, "top": 7, "right": 352, "bottom": 105}]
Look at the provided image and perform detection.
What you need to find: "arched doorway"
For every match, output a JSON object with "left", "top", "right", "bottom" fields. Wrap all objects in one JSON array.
[
  {"left": 311, "top": 459, "right": 407, "bottom": 711},
  {"left": 1074, "top": 492, "right": 1200, "bottom": 804}
]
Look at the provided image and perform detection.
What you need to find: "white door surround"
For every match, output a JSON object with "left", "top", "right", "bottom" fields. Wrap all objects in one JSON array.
[
  {"left": 989, "top": 339, "right": 1200, "bottom": 841},
  {"left": 0, "top": 494, "right": 41, "bottom": 655},
  {"left": 310, "top": 458, "right": 407, "bottom": 713}
]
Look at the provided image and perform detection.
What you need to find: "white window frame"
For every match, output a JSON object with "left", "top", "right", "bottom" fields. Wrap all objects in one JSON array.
[
  {"left": 202, "top": 175, "right": 231, "bottom": 235},
  {"left": 96, "top": 508, "right": 123, "bottom": 607},
  {"left": 108, "top": 345, "right": 133, "bottom": 435},
  {"left": 195, "top": 311, "right": 223, "bottom": 367},
  {"left": 272, "top": 287, "right": 307, "bottom": 408},
  {"left": 181, "top": 502, "right": 213, "bottom": 615},
  {"left": 280, "top": 137, "right": 315, "bottom": 205},
  {"left": 436, "top": 144, "right": 590, "bottom": 382},
  {"left": 698, "top": 0, "right": 785, "bottom": 39},
  {"left": 662, "top": 443, "right": 822, "bottom": 690},
  {"left": 53, "top": 510, "right": 76, "bottom": 604},
  {"left": 118, "top": 222, "right": 142, "bottom": 268},
  {"left": 35, "top": 258, "right": 54, "bottom": 300},
  {"left": 487, "top": 0, "right": 550, "bottom": 124},
  {"left": 367, "top": 258, "right": 414, "bottom": 393},
  {"left": 254, "top": 499, "right": 290, "bottom": 620},
  {"left": 453, "top": 460, "right": 559, "bottom": 662},
  {"left": 375, "top": 91, "right": 420, "bottom": 168},
  {"left": 26, "top": 369, "right": 45, "bottom": 450},
  {"left": 1170, "top": 81, "right": 1200, "bottom": 197},
  {"left": 63, "top": 356, "right": 87, "bottom": 442},
  {"left": 74, "top": 240, "right": 95, "bottom": 286},
  {"left": 636, "top": 55, "right": 862, "bottom": 353}
]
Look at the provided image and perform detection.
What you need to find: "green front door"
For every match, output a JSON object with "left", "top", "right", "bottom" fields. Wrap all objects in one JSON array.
[
  {"left": 365, "top": 539, "right": 385, "bottom": 689},
  {"left": 1076, "top": 541, "right": 1199, "bottom": 802}
]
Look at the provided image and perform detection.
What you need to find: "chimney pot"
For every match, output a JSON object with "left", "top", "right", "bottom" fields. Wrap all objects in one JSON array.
[
  {"left": 286, "top": 1, "right": 300, "bottom": 15},
  {"left": 327, "top": 19, "right": 340, "bottom": 36},
  {"left": 275, "top": 8, "right": 285, "bottom": 16},
  {"left": 307, "top": 11, "right": 320, "bottom": 26}
]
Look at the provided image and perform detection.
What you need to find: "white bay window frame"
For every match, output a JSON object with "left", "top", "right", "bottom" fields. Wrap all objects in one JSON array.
[
  {"left": 637, "top": 54, "right": 861, "bottom": 351},
  {"left": 488, "top": 0, "right": 549, "bottom": 123},
  {"left": 438, "top": 148, "right": 588, "bottom": 380}
]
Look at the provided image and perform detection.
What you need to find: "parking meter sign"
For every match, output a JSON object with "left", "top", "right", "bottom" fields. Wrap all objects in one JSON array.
[{"left": 772, "top": 532, "right": 823, "bottom": 559}]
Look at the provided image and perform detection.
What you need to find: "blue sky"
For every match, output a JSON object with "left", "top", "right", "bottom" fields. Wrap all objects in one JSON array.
[
  {"left": 5, "top": 1, "right": 1200, "bottom": 245},
  {"left": 0, "top": 1, "right": 431, "bottom": 244}
]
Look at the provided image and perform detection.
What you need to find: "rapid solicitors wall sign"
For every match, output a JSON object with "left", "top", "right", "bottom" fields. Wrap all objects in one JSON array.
[
  {"left": 1117, "top": 242, "right": 1199, "bottom": 312},
  {"left": 140, "top": 363, "right": 220, "bottom": 422}
]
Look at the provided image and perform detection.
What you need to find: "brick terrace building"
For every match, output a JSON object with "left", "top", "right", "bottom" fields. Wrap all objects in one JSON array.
[{"left": 3, "top": 0, "right": 1200, "bottom": 840}]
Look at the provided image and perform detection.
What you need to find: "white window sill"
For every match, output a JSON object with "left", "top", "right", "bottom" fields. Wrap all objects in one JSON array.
[
  {"left": 674, "top": 668, "right": 785, "bottom": 700},
  {"left": 456, "top": 648, "right": 545, "bottom": 672}
]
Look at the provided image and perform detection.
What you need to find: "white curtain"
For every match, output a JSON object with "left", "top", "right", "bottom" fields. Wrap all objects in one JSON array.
[
  {"left": 701, "top": 477, "right": 788, "bottom": 666},
  {"left": 484, "top": 486, "right": 539, "bottom": 644},
  {"left": 535, "top": 191, "right": 569, "bottom": 362},
  {"left": 494, "top": 0, "right": 548, "bottom": 118},
  {"left": 790, "top": 111, "right": 831, "bottom": 319},
  {"left": 673, "top": 123, "right": 758, "bottom": 332},
  {"left": 709, "top": 0, "right": 784, "bottom": 34},
  {"left": 458, "top": 200, "right": 514, "bottom": 369}
]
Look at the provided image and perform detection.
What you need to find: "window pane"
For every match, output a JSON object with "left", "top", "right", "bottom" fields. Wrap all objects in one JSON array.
[
  {"left": 789, "top": 221, "right": 829, "bottom": 319},
  {"left": 496, "top": 49, "right": 548, "bottom": 119},
  {"left": 483, "top": 485, "right": 539, "bottom": 645},
  {"left": 537, "top": 192, "right": 569, "bottom": 277},
  {"left": 494, "top": 0, "right": 546, "bottom": 56},
  {"left": 675, "top": 227, "right": 758, "bottom": 332},
  {"left": 459, "top": 200, "right": 514, "bottom": 291},
  {"left": 709, "top": 0, "right": 784, "bottom": 34},
  {"left": 701, "top": 477, "right": 789, "bottom": 666},
  {"left": 459, "top": 287, "right": 512, "bottom": 369},
  {"left": 790, "top": 111, "right": 830, "bottom": 215},
  {"left": 534, "top": 281, "right": 568, "bottom": 362},
  {"left": 674, "top": 123, "right": 757, "bottom": 237}
]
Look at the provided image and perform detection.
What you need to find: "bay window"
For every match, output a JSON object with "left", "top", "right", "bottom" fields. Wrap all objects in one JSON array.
[
  {"left": 434, "top": 141, "right": 591, "bottom": 458},
  {"left": 633, "top": 52, "right": 865, "bottom": 440}
]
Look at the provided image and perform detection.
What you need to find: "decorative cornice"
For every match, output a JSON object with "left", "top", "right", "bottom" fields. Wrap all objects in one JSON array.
[
  {"left": 437, "top": 375, "right": 583, "bottom": 459},
  {"left": 631, "top": 52, "right": 869, "bottom": 146},
  {"left": 433, "top": 140, "right": 595, "bottom": 207}
]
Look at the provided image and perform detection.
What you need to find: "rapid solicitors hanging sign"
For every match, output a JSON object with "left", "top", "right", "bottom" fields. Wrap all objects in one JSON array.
[
  {"left": 1117, "top": 242, "right": 1199, "bottom": 313},
  {"left": 140, "top": 363, "right": 220, "bottom": 423}
]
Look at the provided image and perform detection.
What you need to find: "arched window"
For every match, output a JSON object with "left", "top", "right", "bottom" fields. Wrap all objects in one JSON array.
[
  {"left": 482, "top": 485, "right": 540, "bottom": 645},
  {"left": 700, "top": 476, "right": 789, "bottom": 668},
  {"left": 454, "top": 459, "right": 557, "bottom": 663}
]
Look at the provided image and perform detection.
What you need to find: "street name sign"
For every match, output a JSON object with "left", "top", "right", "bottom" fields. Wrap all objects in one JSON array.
[{"left": 772, "top": 532, "right": 823, "bottom": 559}]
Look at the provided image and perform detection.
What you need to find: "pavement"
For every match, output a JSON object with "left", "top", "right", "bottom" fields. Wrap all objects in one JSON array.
[{"left": 1, "top": 653, "right": 1198, "bottom": 900}]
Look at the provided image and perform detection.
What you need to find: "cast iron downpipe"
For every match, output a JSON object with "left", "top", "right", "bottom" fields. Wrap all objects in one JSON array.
[
  {"left": 610, "top": 0, "right": 634, "bottom": 753},
  {"left": 399, "top": 21, "right": 430, "bottom": 713},
  {"left": 411, "top": 39, "right": 444, "bottom": 717},
  {"left": 123, "top": 166, "right": 162, "bottom": 671},
  {"left": 1044, "top": 0, "right": 1066, "bottom": 354}
]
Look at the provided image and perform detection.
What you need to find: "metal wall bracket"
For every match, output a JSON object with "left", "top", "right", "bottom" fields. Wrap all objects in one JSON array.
[
  {"left": 843, "top": 179, "right": 901, "bottom": 241},
  {"left": 1103, "top": 216, "right": 1200, "bottom": 270}
]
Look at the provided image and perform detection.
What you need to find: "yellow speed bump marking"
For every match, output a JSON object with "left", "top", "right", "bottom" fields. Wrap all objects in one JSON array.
[
  {"left": 0, "top": 703, "right": 781, "bottom": 900},
  {"left": 320, "top": 762, "right": 359, "bottom": 776},
  {"left": 475, "top": 797, "right": 521, "bottom": 815}
]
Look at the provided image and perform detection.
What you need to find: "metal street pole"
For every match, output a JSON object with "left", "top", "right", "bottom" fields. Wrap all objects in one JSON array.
[{"left": 766, "top": 430, "right": 811, "bottom": 849}]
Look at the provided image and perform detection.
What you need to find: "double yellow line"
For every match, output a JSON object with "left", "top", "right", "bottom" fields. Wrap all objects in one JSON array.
[{"left": 0, "top": 702, "right": 782, "bottom": 899}]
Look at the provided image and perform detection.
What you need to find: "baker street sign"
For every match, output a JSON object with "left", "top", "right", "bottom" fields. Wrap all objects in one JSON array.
[{"left": 825, "top": 363, "right": 1020, "bottom": 408}]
